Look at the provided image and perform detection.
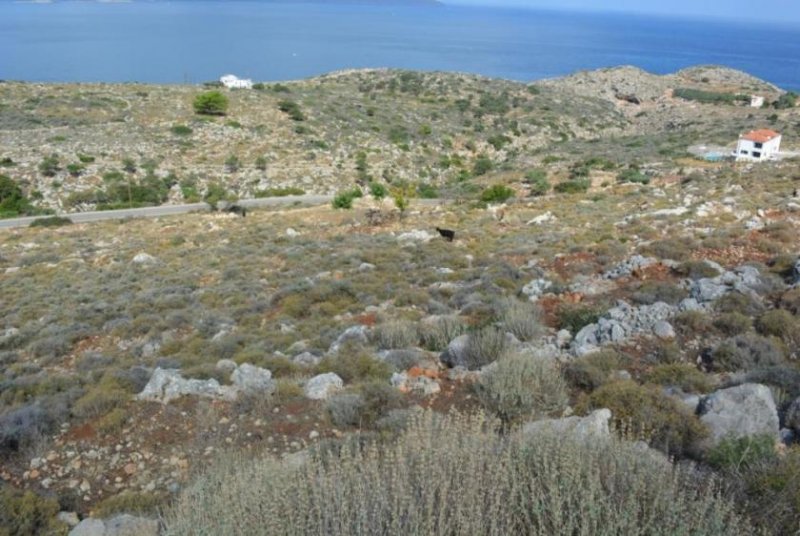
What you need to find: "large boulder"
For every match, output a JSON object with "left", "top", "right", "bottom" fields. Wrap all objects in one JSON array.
[
  {"left": 439, "top": 334, "right": 470, "bottom": 368},
  {"left": 231, "top": 363, "right": 275, "bottom": 396},
  {"left": 69, "top": 515, "right": 158, "bottom": 536},
  {"left": 698, "top": 383, "right": 779, "bottom": 444},
  {"left": 522, "top": 409, "right": 612, "bottom": 442},
  {"left": 304, "top": 373, "right": 344, "bottom": 400},
  {"left": 135, "top": 368, "right": 236, "bottom": 404}
]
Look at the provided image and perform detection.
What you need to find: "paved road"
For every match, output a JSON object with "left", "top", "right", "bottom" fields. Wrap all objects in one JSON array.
[{"left": 0, "top": 195, "right": 333, "bottom": 230}]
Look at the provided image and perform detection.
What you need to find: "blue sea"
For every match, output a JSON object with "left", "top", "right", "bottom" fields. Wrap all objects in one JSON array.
[{"left": 1, "top": 2, "right": 800, "bottom": 89}]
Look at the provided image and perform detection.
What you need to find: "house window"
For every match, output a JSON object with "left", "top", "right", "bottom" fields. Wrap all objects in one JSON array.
[
  {"left": 753, "top": 152, "right": 762, "bottom": 158},
  {"left": 740, "top": 150, "right": 749, "bottom": 155},
  {"left": 755, "top": 142, "right": 763, "bottom": 149}
]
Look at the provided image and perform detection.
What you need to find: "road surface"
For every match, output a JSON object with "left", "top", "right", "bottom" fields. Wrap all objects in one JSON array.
[{"left": 0, "top": 195, "right": 333, "bottom": 230}]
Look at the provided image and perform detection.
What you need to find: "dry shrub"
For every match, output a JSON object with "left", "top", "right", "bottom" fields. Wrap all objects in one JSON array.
[
  {"left": 372, "top": 321, "right": 418, "bottom": 350},
  {"left": 165, "top": 411, "right": 752, "bottom": 535},
  {"left": 418, "top": 315, "right": 467, "bottom": 351},
  {"left": 474, "top": 353, "right": 568, "bottom": 427},
  {"left": 497, "top": 297, "right": 543, "bottom": 342},
  {"left": 463, "top": 326, "right": 508, "bottom": 369}
]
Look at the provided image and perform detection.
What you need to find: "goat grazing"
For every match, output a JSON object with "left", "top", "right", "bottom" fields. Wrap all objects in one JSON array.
[{"left": 436, "top": 227, "right": 455, "bottom": 242}]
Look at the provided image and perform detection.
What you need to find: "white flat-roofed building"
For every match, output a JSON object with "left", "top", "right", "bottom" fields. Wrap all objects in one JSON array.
[{"left": 220, "top": 74, "right": 253, "bottom": 89}]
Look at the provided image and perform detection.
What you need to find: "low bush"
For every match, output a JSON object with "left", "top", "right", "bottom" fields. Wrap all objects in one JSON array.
[
  {"left": 675, "top": 260, "right": 722, "bottom": 280},
  {"left": 170, "top": 124, "right": 193, "bottom": 136},
  {"left": 0, "top": 487, "right": 64, "bottom": 536},
  {"left": 735, "top": 447, "right": 800, "bottom": 535},
  {"left": 479, "top": 184, "right": 514, "bottom": 204},
  {"left": 617, "top": 167, "right": 650, "bottom": 184},
  {"left": 497, "top": 297, "right": 542, "bottom": 342},
  {"left": 326, "top": 393, "right": 364, "bottom": 428},
  {"left": 711, "top": 334, "right": 785, "bottom": 372},
  {"left": 584, "top": 380, "right": 708, "bottom": 457},
  {"left": 277, "top": 99, "right": 305, "bottom": 121},
  {"left": 642, "top": 238, "right": 696, "bottom": 262},
  {"left": 463, "top": 326, "right": 508, "bottom": 369},
  {"left": 474, "top": 353, "right": 568, "bottom": 427},
  {"left": 673, "top": 310, "right": 713, "bottom": 335},
  {"left": 371, "top": 321, "right": 418, "bottom": 350},
  {"left": 553, "top": 178, "right": 590, "bottom": 194},
  {"left": 563, "top": 350, "right": 625, "bottom": 392},
  {"left": 418, "top": 315, "right": 467, "bottom": 351},
  {"left": 253, "top": 187, "right": 305, "bottom": 198},
  {"left": 755, "top": 309, "right": 800, "bottom": 345},
  {"left": 631, "top": 281, "right": 687, "bottom": 305},
  {"left": 556, "top": 303, "right": 604, "bottom": 334},
  {"left": 29, "top": 216, "right": 71, "bottom": 228},
  {"left": 93, "top": 490, "right": 166, "bottom": 518},
  {"left": 713, "top": 312, "right": 753, "bottom": 336},
  {"left": 714, "top": 292, "right": 764, "bottom": 316},
  {"left": 524, "top": 169, "right": 550, "bottom": 196},
  {"left": 645, "top": 363, "right": 713, "bottom": 393},
  {"left": 707, "top": 434, "right": 776, "bottom": 472},
  {"left": 166, "top": 411, "right": 752, "bottom": 535},
  {"left": 316, "top": 352, "right": 391, "bottom": 383},
  {"left": 673, "top": 88, "right": 749, "bottom": 105}
]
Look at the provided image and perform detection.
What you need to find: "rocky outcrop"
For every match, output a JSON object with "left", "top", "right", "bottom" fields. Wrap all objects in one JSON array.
[
  {"left": 603, "top": 255, "right": 658, "bottom": 279},
  {"left": 391, "top": 371, "right": 441, "bottom": 396},
  {"left": 328, "top": 325, "right": 370, "bottom": 354},
  {"left": 137, "top": 363, "right": 275, "bottom": 404},
  {"left": 439, "top": 334, "right": 470, "bottom": 368},
  {"left": 687, "top": 265, "right": 773, "bottom": 304},
  {"left": 304, "top": 373, "right": 344, "bottom": 400},
  {"left": 698, "top": 383, "right": 779, "bottom": 444},
  {"left": 522, "top": 409, "right": 612, "bottom": 442},
  {"left": 572, "top": 301, "right": 675, "bottom": 355}
]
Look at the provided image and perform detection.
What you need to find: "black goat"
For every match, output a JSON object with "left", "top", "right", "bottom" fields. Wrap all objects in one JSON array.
[
  {"left": 226, "top": 204, "right": 247, "bottom": 217},
  {"left": 436, "top": 227, "right": 455, "bottom": 242}
]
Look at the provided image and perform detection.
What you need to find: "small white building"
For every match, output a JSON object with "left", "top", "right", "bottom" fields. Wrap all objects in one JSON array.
[
  {"left": 220, "top": 74, "right": 253, "bottom": 89},
  {"left": 735, "top": 129, "right": 782, "bottom": 162},
  {"left": 750, "top": 95, "right": 765, "bottom": 108}
]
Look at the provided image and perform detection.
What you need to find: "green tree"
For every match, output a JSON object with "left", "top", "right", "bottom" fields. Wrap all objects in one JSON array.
[
  {"left": 38, "top": 154, "right": 60, "bottom": 177},
  {"left": 193, "top": 90, "right": 229, "bottom": 116},
  {"left": 472, "top": 154, "right": 492, "bottom": 176},
  {"left": 0, "top": 174, "right": 32, "bottom": 217}
]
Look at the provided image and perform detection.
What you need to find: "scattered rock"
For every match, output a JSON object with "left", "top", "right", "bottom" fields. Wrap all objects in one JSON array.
[
  {"left": 572, "top": 300, "right": 675, "bottom": 355},
  {"left": 604, "top": 255, "right": 657, "bottom": 279},
  {"left": 69, "top": 518, "right": 105, "bottom": 536},
  {"left": 215, "top": 359, "right": 238, "bottom": 375},
  {"left": 522, "top": 409, "right": 612, "bottom": 442},
  {"left": 556, "top": 329, "right": 572, "bottom": 348},
  {"left": 653, "top": 320, "right": 676, "bottom": 339},
  {"left": 292, "top": 351, "right": 322, "bottom": 367},
  {"left": 231, "top": 363, "right": 275, "bottom": 396},
  {"left": 391, "top": 372, "right": 441, "bottom": 396},
  {"left": 688, "top": 265, "right": 774, "bottom": 304},
  {"left": 698, "top": 383, "right": 779, "bottom": 445},
  {"left": 329, "top": 325, "right": 369, "bottom": 354},
  {"left": 304, "top": 373, "right": 344, "bottom": 400},
  {"left": 358, "top": 262, "right": 376, "bottom": 272},
  {"left": 58, "top": 511, "right": 80, "bottom": 528},
  {"left": 397, "top": 230, "right": 434, "bottom": 243},
  {"left": 136, "top": 368, "right": 237, "bottom": 404},
  {"left": 521, "top": 278, "right": 552, "bottom": 301},
  {"left": 131, "top": 253, "right": 157, "bottom": 265},
  {"left": 285, "top": 228, "right": 300, "bottom": 237},
  {"left": 526, "top": 211, "right": 556, "bottom": 225}
]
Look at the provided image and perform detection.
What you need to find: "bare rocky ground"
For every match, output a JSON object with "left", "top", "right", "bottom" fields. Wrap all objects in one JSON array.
[{"left": 1, "top": 66, "right": 800, "bottom": 535}]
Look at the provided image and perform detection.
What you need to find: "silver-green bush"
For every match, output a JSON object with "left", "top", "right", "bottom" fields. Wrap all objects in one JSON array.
[{"left": 165, "top": 411, "right": 753, "bottom": 536}]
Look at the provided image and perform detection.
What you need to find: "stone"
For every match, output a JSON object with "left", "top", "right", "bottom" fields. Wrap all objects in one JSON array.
[
  {"left": 556, "top": 329, "right": 572, "bottom": 348},
  {"left": 604, "top": 255, "right": 658, "bottom": 279},
  {"left": 215, "top": 359, "right": 238, "bottom": 374},
  {"left": 131, "top": 253, "right": 157, "bottom": 265},
  {"left": 653, "top": 320, "right": 675, "bottom": 339},
  {"left": 521, "top": 278, "right": 552, "bottom": 301},
  {"left": 397, "top": 229, "right": 434, "bottom": 243},
  {"left": 526, "top": 211, "right": 556, "bottom": 225},
  {"left": 285, "top": 228, "right": 300, "bottom": 237},
  {"left": 358, "top": 262, "right": 376, "bottom": 272},
  {"left": 57, "top": 511, "right": 80, "bottom": 528},
  {"left": 136, "top": 368, "right": 237, "bottom": 404},
  {"left": 292, "top": 351, "right": 322, "bottom": 367},
  {"left": 522, "top": 409, "right": 612, "bottom": 442},
  {"left": 391, "top": 372, "right": 441, "bottom": 396},
  {"left": 69, "top": 518, "right": 105, "bottom": 536},
  {"left": 329, "top": 325, "right": 369, "bottom": 354},
  {"left": 794, "top": 259, "right": 800, "bottom": 285},
  {"left": 698, "top": 383, "right": 779, "bottom": 445},
  {"left": 304, "top": 373, "right": 344, "bottom": 400},
  {"left": 439, "top": 334, "right": 470, "bottom": 368},
  {"left": 231, "top": 363, "right": 275, "bottom": 396},
  {"left": 571, "top": 300, "right": 677, "bottom": 355},
  {"left": 104, "top": 514, "right": 159, "bottom": 536}
]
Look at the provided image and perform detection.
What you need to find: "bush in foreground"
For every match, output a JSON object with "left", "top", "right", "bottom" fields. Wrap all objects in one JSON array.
[
  {"left": 165, "top": 411, "right": 752, "bottom": 535},
  {"left": 193, "top": 91, "right": 229, "bottom": 116}
]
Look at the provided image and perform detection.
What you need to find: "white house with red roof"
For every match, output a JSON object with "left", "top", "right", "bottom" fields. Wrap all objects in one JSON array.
[{"left": 735, "top": 129, "right": 782, "bottom": 161}]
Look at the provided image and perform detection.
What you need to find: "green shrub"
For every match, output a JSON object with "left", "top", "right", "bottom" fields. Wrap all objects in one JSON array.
[
  {"left": 755, "top": 309, "right": 800, "bottom": 343},
  {"left": 193, "top": 90, "right": 229, "bottom": 116},
  {"left": 463, "top": 326, "right": 508, "bottom": 370},
  {"left": 738, "top": 447, "right": 800, "bottom": 534},
  {"left": 711, "top": 334, "right": 785, "bottom": 372},
  {"left": 673, "top": 88, "right": 749, "bottom": 105},
  {"left": 326, "top": 393, "right": 365, "bottom": 428},
  {"left": 642, "top": 238, "right": 695, "bottom": 262},
  {"left": 253, "top": 187, "right": 305, "bottom": 198},
  {"left": 170, "top": 124, "right": 193, "bottom": 136},
  {"left": 332, "top": 191, "right": 356, "bottom": 209},
  {"left": 93, "top": 490, "right": 166, "bottom": 518},
  {"left": 585, "top": 380, "right": 708, "bottom": 457},
  {"left": 564, "top": 350, "right": 624, "bottom": 392},
  {"left": 368, "top": 182, "right": 388, "bottom": 200},
  {"left": 0, "top": 487, "right": 65, "bottom": 536},
  {"left": 0, "top": 175, "right": 33, "bottom": 217},
  {"left": 166, "top": 411, "right": 752, "bottom": 535},
  {"left": 772, "top": 91, "right": 797, "bottom": 109},
  {"left": 556, "top": 303, "right": 604, "bottom": 333},
  {"left": 675, "top": 260, "right": 722, "bottom": 280},
  {"left": 479, "top": 184, "right": 514, "bottom": 204},
  {"left": 525, "top": 169, "right": 550, "bottom": 196},
  {"left": 316, "top": 352, "right": 391, "bottom": 383},
  {"left": 204, "top": 183, "right": 231, "bottom": 209},
  {"left": 38, "top": 154, "right": 60, "bottom": 177},
  {"left": 472, "top": 154, "right": 492, "bottom": 176},
  {"left": 631, "top": 281, "right": 688, "bottom": 305},
  {"left": 673, "top": 310, "right": 713, "bottom": 335},
  {"left": 475, "top": 353, "right": 568, "bottom": 427},
  {"left": 72, "top": 380, "right": 128, "bottom": 420},
  {"left": 415, "top": 182, "right": 438, "bottom": 199},
  {"left": 29, "top": 216, "right": 72, "bottom": 228},
  {"left": 645, "top": 364, "right": 713, "bottom": 393},
  {"left": 714, "top": 292, "right": 764, "bottom": 316},
  {"left": 707, "top": 434, "right": 776, "bottom": 472},
  {"left": 713, "top": 312, "right": 753, "bottom": 336},
  {"left": 277, "top": 99, "right": 305, "bottom": 121},
  {"left": 617, "top": 167, "right": 650, "bottom": 184},
  {"left": 554, "top": 178, "right": 590, "bottom": 194}
]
